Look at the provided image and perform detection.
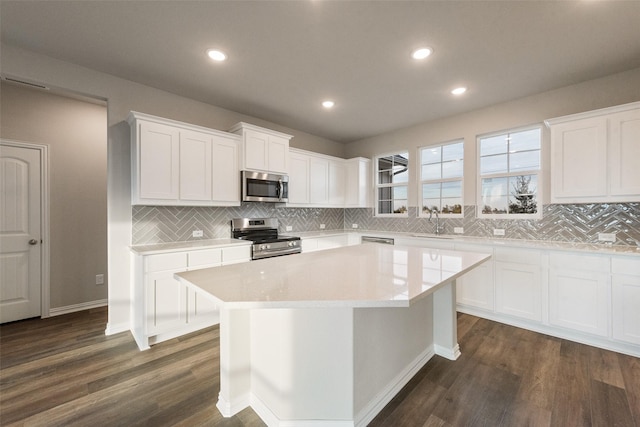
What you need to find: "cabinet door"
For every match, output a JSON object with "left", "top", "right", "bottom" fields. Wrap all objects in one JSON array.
[
  {"left": 146, "top": 270, "right": 187, "bottom": 335},
  {"left": 549, "top": 268, "right": 609, "bottom": 337},
  {"left": 309, "top": 157, "right": 329, "bottom": 205},
  {"left": 138, "top": 121, "right": 180, "bottom": 200},
  {"left": 188, "top": 288, "right": 219, "bottom": 324},
  {"left": 212, "top": 136, "right": 240, "bottom": 203},
  {"left": 609, "top": 108, "right": 640, "bottom": 198},
  {"left": 612, "top": 274, "right": 640, "bottom": 345},
  {"left": 454, "top": 244, "right": 494, "bottom": 311},
  {"left": 495, "top": 261, "right": 542, "bottom": 321},
  {"left": 345, "top": 158, "right": 371, "bottom": 208},
  {"left": 180, "top": 130, "right": 212, "bottom": 201},
  {"left": 244, "top": 129, "right": 269, "bottom": 171},
  {"left": 328, "top": 161, "right": 346, "bottom": 206},
  {"left": 550, "top": 116, "right": 608, "bottom": 202},
  {"left": 268, "top": 135, "right": 289, "bottom": 174},
  {"left": 289, "top": 152, "right": 310, "bottom": 204}
]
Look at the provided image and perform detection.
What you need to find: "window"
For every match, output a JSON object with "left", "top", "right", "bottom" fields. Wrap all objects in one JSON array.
[
  {"left": 478, "top": 126, "right": 541, "bottom": 218},
  {"left": 419, "top": 140, "right": 464, "bottom": 217},
  {"left": 375, "top": 151, "right": 409, "bottom": 216}
]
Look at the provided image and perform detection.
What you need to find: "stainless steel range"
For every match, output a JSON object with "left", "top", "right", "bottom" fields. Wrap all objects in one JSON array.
[{"left": 231, "top": 218, "right": 301, "bottom": 260}]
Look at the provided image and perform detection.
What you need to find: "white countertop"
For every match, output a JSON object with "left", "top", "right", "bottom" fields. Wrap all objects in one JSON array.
[
  {"left": 293, "top": 230, "right": 640, "bottom": 256},
  {"left": 175, "top": 243, "right": 491, "bottom": 309},
  {"left": 130, "top": 238, "right": 251, "bottom": 255}
]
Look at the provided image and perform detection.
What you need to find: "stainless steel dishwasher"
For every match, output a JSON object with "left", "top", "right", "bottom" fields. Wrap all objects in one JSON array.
[{"left": 361, "top": 236, "right": 394, "bottom": 245}]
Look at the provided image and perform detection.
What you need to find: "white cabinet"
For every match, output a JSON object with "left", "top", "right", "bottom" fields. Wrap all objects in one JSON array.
[
  {"left": 454, "top": 243, "right": 494, "bottom": 312},
  {"left": 301, "top": 234, "right": 357, "bottom": 253},
  {"left": 289, "top": 151, "right": 310, "bottom": 204},
  {"left": 549, "top": 252, "right": 610, "bottom": 337},
  {"left": 345, "top": 158, "right": 371, "bottom": 208},
  {"left": 288, "top": 148, "right": 370, "bottom": 208},
  {"left": 612, "top": 257, "right": 640, "bottom": 345},
  {"left": 229, "top": 122, "right": 292, "bottom": 174},
  {"left": 132, "top": 244, "right": 251, "bottom": 350},
  {"left": 129, "top": 112, "right": 241, "bottom": 206},
  {"left": 545, "top": 101, "right": 640, "bottom": 203},
  {"left": 494, "top": 248, "right": 543, "bottom": 322}
]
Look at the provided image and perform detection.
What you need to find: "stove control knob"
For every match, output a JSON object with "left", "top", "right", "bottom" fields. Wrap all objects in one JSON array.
[
  {"left": 266, "top": 244, "right": 271, "bottom": 249},
  {"left": 260, "top": 244, "right": 267, "bottom": 250}
]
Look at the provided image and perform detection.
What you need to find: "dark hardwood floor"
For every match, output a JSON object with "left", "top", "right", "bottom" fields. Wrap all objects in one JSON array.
[{"left": 1, "top": 308, "right": 638, "bottom": 426}]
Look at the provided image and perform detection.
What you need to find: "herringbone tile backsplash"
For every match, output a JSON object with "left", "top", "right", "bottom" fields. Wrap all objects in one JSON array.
[{"left": 132, "top": 203, "right": 640, "bottom": 246}]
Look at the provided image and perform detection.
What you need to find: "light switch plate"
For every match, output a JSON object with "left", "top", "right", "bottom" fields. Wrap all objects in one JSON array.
[
  {"left": 96, "top": 274, "right": 104, "bottom": 285},
  {"left": 320, "top": 224, "right": 326, "bottom": 229},
  {"left": 493, "top": 229, "right": 505, "bottom": 236},
  {"left": 286, "top": 225, "right": 293, "bottom": 232},
  {"left": 192, "top": 230, "right": 204, "bottom": 237},
  {"left": 352, "top": 224, "right": 358, "bottom": 229},
  {"left": 454, "top": 227, "right": 464, "bottom": 234},
  {"left": 598, "top": 232, "right": 616, "bottom": 243}
]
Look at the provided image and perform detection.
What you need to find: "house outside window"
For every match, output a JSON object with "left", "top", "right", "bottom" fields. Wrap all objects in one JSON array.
[
  {"left": 477, "top": 126, "right": 542, "bottom": 219},
  {"left": 375, "top": 151, "right": 409, "bottom": 216},
  {"left": 419, "top": 140, "right": 464, "bottom": 217}
]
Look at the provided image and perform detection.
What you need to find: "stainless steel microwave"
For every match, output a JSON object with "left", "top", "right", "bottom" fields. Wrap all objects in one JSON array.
[{"left": 241, "top": 170, "right": 289, "bottom": 203}]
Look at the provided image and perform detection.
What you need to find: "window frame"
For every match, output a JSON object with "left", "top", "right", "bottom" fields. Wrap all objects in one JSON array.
[
  {"left": 476, "top": 125, "right": 543, "bottom": 220},
  {"left": 374, "top": 150, "right": 410, "bottom": 217},
  {"left": 418, "top": 139, "right": 464, "bottom": 219}
]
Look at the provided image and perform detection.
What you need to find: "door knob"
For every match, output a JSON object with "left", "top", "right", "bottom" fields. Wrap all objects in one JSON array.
[{"left": 28, "top": 239, "right": 38, "bottom": 245}]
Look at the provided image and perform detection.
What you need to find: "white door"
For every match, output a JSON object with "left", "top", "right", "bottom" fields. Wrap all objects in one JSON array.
[{"left": 0, "top": 144, "right": 42, "bottom": 323}]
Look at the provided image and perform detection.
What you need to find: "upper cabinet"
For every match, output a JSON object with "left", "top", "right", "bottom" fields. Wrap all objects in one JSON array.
[
  {"left": 288, "top": 148, "right": 371, "bottom": 208},
  {"left": 129, "top": 112, "right": 241, "bottom": 206},
  {"left": 228, "top": 122, "right": 292, "bottom": 174},
  {"left": 545, "top": 102, "right": 640, "bottom": 203}
]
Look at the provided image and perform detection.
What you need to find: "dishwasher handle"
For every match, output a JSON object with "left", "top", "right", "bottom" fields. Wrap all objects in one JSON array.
[{"left": 361, "top": 236, "right": 394, "bottom": 245}]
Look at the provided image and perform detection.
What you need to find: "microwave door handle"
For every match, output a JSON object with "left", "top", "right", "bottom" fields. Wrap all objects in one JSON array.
[{"left": 278, "top": 179, "right": 283, "bottom": 201}]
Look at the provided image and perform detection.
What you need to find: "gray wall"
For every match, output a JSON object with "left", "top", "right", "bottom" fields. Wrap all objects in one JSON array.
[
  {"left": 344, "top": 67, "right": 640, "bottom": 209},
  {"left": 0, "top": 43, "right": 344, "bottom": 333},
  {"left": 0, "top": 82, "right": 108, "bottom": 309}
]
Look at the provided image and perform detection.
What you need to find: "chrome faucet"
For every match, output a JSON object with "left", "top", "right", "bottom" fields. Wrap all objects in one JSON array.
[{"left": 428, "top": 207, "right": 444, "bottom": 235}]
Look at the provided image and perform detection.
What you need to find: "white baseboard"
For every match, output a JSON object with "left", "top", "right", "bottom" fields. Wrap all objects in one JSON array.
[
  {"left": 105, "top": 322, "right": 131, "bottom": 336},
  {"left": 250, "top": 393, "right": 356, "bottom": 427},
  {"left": 48, "top": 299, "right": 107, "bottom": 317}
]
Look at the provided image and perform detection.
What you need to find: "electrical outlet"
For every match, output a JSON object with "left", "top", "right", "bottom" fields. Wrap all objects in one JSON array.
[
  {"left": 319, "top": 224, "right": 326, "bottom": 229},
  {"left": 352, "top": 223, "right": 358, "bottom": 229},
  {"left": 96, "top": 274, "right": 104, "bottom": 285},
  {"left": 454, "top": 227, "right": 464, "bottom": 234},
  {"left": 598, "top": 232, "right": 616, "bottom": 243},
  {"left": 493, "top": 228, "right": 505, "bottom": 236},
  {"left": 192, "top": 230, "right": 203, "bottom": 238},
  {"left": 286, "top": 225, "right": 293, "bottom": 232}
]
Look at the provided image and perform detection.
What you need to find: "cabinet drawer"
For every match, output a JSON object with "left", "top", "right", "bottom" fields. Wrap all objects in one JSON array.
[
  {"left": 495, "top": 247, "right": 541, "bottom": 264},
  {"left": 189, "top": 249, "right": 222, "bottom": 268},
  {"left": 549, "top": 252, "right": 609, "bottom": 272},
  {"left": 145, "top": 253, "right": 188, "bottom": 273},
  {"left": 222, "top": 245, "right": 251, "bottom": 264},
  {"left": 612, "top": 256, "right": 640, "bottom": 276}
]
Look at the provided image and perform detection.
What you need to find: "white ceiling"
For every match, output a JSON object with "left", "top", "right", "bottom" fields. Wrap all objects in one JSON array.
[{"left": 2, "top": 1, "right": 640, "bottom": 143}]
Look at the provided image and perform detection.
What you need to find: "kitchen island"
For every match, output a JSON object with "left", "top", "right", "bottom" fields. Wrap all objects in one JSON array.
[{"left": 175, "top": 243, "right": 490, "bottom": 426}]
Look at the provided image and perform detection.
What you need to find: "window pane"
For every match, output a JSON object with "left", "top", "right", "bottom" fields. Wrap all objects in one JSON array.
[
  {"left": 510, "top": 150, "right": 540, "bottom": 172},
  {"left": 378, "top": 156, "right": 393, "bottom": 172},
  {"left": 393, "top": 199, "right": 408, "bottom": 214},
  {"left": 508, "top": 175, "right": 538, "bottom": 214},
  {"left": 422, "top": 183, "right": 441, "bottom": 199},
  {"left": 442, "top": 142, "right": 464, "bottom": 161},
  {"left": 509, "top": 128, "right": 541, "bottom": 153},
  {"left": 421, "top": 146, "right": 441, "bottom": 165},
  {"left": 481, "top": 177, "right": 508, "bottom": 214},
  {"left": 378, "top": 170, "right": 393, "bottom": 185},
  {"left": 422, "top": 199, "right": 440, "bottom": 214},
  {"left": 394, "top": 167, "right": 409, "bottom": 183},
  {"left": 442, "top": 159, "right": 463, "bottom": 178},
  {"left": 441, "top": 198, "right": 462, "bottom": 214},
  {"left": 442, "top": 180, "right": 462, "bottom": 198},
  {"left": 480, "top": 154, "right": 507, "bottom": 175},
  {"left": 480, "top": 135, "right": 507, "bottom": 156},
  {"left": 422, "top": 163, "right": 441, "bottom": 180}
]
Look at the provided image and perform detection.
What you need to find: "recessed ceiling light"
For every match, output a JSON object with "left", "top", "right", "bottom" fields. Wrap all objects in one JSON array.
[
  {"left": 412, "top": 47, "right": 433, "bottom": 60},
  {"left": 322, "top": 100, "right": 335, "bottom": 109},
  {"left": 207, "top": 49, "right": 227, "bottom": 62},
  {"left": 451, "top": 87, "right": 467, "bottom": 95}
]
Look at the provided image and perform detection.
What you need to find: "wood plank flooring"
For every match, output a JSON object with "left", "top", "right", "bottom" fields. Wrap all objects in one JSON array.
[{"left": 1, "top": 308, "right": 638, "bottom": 426}]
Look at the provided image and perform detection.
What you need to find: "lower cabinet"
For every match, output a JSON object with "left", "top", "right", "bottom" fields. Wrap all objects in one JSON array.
[
  {"left": 549, "top": 252, "right": 610, "bottom": 337},
  {"left": 301, "top": 234, "right": 357, "bottom": 253},
  {"left": 455, "top": 243, "right": 495, "bottom": 312},
  {"left": 494, "top": 248, "right": 543, "bottom": 322},
  {"left": 133, "top": 244, "right": 251, "bottom": 350},
  {"left": 612, "top": 257, "right": 640, "bottom": 345}
]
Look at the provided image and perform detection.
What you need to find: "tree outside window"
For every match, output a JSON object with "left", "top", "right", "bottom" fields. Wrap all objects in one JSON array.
[{"left": 478, "top": 127, "right": 541, "bottom": 218}]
